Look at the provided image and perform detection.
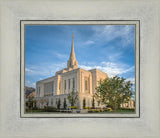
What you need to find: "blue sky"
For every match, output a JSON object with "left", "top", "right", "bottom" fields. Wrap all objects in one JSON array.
[{"left": 25, "top": 25, "right": 135, "bottom": 92}]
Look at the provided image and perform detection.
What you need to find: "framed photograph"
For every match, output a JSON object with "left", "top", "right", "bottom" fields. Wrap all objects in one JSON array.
[
  {"left": 21, "top": 20, "right": 140, "bottom": 118},
  {"left": 0, "top": 0, "right": 160, "bottom": 138}
]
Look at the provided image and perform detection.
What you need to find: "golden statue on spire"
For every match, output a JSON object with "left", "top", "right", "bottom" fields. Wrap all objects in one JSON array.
[{"left": 72, "top": 34, "right": 74, "bottom": 39}]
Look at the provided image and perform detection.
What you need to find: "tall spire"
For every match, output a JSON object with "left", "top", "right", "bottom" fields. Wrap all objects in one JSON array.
[
  {"left": 70, "top": 34, "right": 76, "bottom": 59},
  {"left": 67, "top": 34, "right": 78, "bottom": 69}
]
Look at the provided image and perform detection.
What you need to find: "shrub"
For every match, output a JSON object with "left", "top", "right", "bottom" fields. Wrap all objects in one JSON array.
[
  {"left": 84, "top": 107, "right": 91, "bottom": 109},
  {"left": 70, "top": 106, "right": 78, "bottom": 109},
  {"left": 95, "top": 107, "right": 101, "bottom": 109},
  {"left": 45, "top": 106, "right": 56, "bottom": 109},
  {"left": 107, "top": 107, "right": 112, "bottom": 112},
  {"left": 32, "top": 107, "right": 38, "bottom": 110},
  {"left": 88, "top": 109, "right": 93, "bottom": 113},
  {"left": 97, "top": 109, "right": 102, "bottom": 112},
  {"left": 44, "top": 106, "right": 57, "bottom": 112},
  {"left": 100, "top": 109, "right": 104, "bottom": 112},
  {"left": 120, "top": 108, "right": 135, "bottom": 112},
  {"left": 94, "top": 110, "right": 99, "bottom": 113},
  {"left": 88, "top": 109, "right": 104, "bottom": 113}
]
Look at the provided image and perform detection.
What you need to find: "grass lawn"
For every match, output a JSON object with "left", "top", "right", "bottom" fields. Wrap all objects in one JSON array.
[
  {"left": 101, "top": 110, "right": 135, "bottom": 113},
  {"left": 25, "top": 109, "right": 72, "bottom": 113},
  {"left": 25, "top": 110, "right": 45, "bottom": 113},
  {"left": 26, "top": 109, "right": 135, "bottom": 114}
]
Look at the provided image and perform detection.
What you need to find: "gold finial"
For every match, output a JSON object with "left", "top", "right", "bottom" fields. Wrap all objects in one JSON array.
[{"left": 72, "top": 34, "right": 74, "bottom": 39}]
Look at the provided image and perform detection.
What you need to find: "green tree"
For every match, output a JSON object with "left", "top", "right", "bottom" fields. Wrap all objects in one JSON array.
[
  {"left": 63, "top": 98, "right": 67, "bottom": 109},
  {"left": 57, "top": 98, "right": 61, "bottom": 109},
  {"left": 67, "top": 89, "right": 78, "bottom": 106},
  {"left": 83, "top": 98, "right": 86, "bottom": 109},
  {"left": 95, "top": 76, "right": 133, "bottom": 112}
]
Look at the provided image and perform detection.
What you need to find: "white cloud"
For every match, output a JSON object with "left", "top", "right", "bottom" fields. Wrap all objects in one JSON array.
[
  {"left": 92, "top": 25, "right": 134, "bottom": 47},
  {"left": 108, "top": 52, "right": 123, "bottom": 61},
  {"left": 25, "top": 68, "right": 34, "bottom": 72},
  {"left": 79, "top": 61, "right": 134, "bottom": 77},
  {"left": 55, "top": 53, "right": 68, "bottom": 60},
  {"left": 83, "top": 40, "right": 95, "bottom": 45},
  {"left": 26, "top": 61, "right": 134, "bottom": 87},
  {"left": 79, "top": 65, "right": 93, "bottom": 70},
  {"left": 25, "top": 62, "right": 66, "bottom": 77}
]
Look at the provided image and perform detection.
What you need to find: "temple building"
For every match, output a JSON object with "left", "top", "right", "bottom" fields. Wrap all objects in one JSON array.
[
  {"left": 35, "top": 35, "right": 135, "bottom": 110},
  {"left": 35, "top": 35, "right": 108, "bottom": 109}
]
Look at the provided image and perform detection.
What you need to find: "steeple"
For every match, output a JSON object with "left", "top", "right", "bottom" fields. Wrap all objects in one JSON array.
[
  {"left": 70, "top": 34, "right": 76, "bottom": 59},
  {"left": 67, "top": 34, "right": 78, "bottom": 69}
]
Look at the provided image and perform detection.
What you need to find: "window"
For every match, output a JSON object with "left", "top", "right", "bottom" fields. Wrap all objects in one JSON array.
[
  {"left": 68, "top": 79, "right": 70, "bottom": 90},
  {"left": 84, "top": 77, "right": 89, "bottom": 92},
  {"left": 83, "top": 98, "right": 86, "bottom": 109},
  {"left": 72, "top": 78, "right": 75, "bottom": 89},
  {"left": 85, "top": 80, "right": 88, "bottom": 90},
  {"left": 44, "top": 82, "right": 52, "bottom": 96},
  {"left": 64, "top": 80, "right": 66, "bottom": 90},
  {"left": 59, "top": 81, "right": 61, "bottom": 90}
]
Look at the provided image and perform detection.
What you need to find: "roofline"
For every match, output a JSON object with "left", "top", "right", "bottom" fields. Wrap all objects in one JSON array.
[
  {"left": 36, "top": 75, "right": 56, "bottom": 83},
  {"left": 89, "top": 68, "right": 108, "bottom": 75},
  {"left": 36, "top": 67, "right": 108, "bottom": 84}
]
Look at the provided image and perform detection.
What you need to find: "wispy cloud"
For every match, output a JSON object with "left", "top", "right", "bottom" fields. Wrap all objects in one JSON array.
[
  {"left": 92, "top": 25, "right": 135, "bottom": 47},
  {"left": 26, "top": 60, "right": 134, "bottom": 81},
  {"left": 83, "top": 40, "right": 95, "bottom": 46},
  {"left": 25, "top": 62, "right": 66, "bottom": 77},
  {"left": 108, "top": 52, "right": 123, "bottom": 62},
  {"left": 79, "top": 61, "right": 134, "bottom": 78},
  {"left": 55, "top": 53, "right": 68, "bottom": 60}
]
